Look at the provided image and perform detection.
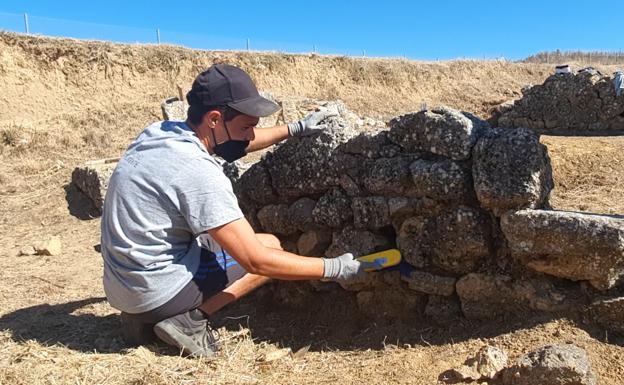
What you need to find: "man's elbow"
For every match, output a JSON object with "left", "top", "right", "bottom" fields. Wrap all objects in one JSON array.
[{"left": 239, "top": 249, "right": 270, "bottom": 276}]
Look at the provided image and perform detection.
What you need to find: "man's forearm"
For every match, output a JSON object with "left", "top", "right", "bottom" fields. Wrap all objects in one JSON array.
[
  {"left": 246, "top": 125, "right": 289, "bottom": 152},
  {"left": 247, "top": 247, "right": 325, "bottom": 280}
]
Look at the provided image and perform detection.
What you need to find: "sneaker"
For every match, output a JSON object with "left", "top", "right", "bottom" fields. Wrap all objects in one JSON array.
[
  {"left": 153, "top": 309, "right": 220, "bottom": 358},
  {"left": 120, "top": 312, "right": 157, "bottom": 346}
]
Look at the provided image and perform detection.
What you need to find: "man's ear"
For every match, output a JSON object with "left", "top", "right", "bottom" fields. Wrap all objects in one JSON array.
[{"left": 203, "top": 110, "right": 222, "bottom": 128}]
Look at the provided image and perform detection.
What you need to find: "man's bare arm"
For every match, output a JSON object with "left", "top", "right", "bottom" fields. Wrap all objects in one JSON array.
[
  {"left": 245, "top": 125, "right": 289, "bottom": 153},
  {"left": 207, "top": 217, "right": 324, "bottom": 280}
]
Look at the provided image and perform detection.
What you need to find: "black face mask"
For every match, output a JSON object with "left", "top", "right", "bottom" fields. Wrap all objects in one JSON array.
[{"left": 211, "top": 119, "right": 249, "bottom": 163}]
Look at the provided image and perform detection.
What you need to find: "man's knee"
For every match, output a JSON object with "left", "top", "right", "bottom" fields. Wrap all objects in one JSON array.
[{"left": 256, "top": 233, "right": 282, "bottom": 250}]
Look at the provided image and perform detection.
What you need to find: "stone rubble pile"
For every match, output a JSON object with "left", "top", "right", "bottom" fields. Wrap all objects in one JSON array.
[{"left": 495, "top": 70, "right": 624, "bottom": 134}]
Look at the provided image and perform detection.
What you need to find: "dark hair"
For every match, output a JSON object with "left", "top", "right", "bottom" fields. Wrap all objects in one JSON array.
[{"left": 187, "top": 104, "right": 244, "bottom": 125}]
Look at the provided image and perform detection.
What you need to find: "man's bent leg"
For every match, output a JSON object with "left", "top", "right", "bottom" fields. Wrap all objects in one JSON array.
[
  {"left": 198, "top": 232, "right": 280, "bottom": 315},
  {"left": 152, "top": 233, "right": 281, "bottom": 356}
]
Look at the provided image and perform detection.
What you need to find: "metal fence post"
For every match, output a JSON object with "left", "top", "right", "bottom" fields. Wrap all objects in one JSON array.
[
  {"left": 246, "top": 38, "right": 250, "bottom": 51},
  {"left": 156, "top": 28, "right": 161, "bottom": 44},
  {"left": 24, "top": 13, "right": 29, "bottom": 34}
]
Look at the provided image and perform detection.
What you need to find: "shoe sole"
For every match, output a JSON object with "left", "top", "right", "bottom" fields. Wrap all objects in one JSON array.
[{"left": 153, "top": 322, "right": 216, "bottom": 358}]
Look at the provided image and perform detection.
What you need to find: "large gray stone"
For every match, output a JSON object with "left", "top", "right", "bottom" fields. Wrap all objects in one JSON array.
[
  {"left": 388, "top": 106, "right": 487, "bottom": 160},
  {"left": 501, "top": 344, "right": 597, "bottom": 385},
  {"left": 409, "top": 158, "right": 473, "bottom": 202},
  {"left": 431, "top": 207, "right": 491, "bottom": 274},
  {"left": 501, "top": 209, "right": 624, "bottom": 290},
  {"left": 472, "top": 128, "right": 553, "bottom": 215},
  {"left": 456, "top": 273, "right": 568, "bottom": 320},
  {"left": 264, "top": 115, "right": 358, "bottom": 199},
  {"left": 235, "top": 163, "right": 278, "bottom": 207},
  {"left": 397, "top": 207, "right": 491, "bottom": 273},
  {"left": 336, "top": 131, "right": 391, "bottom": 158},
  {"left": 352, "top": 196, "right": 390, "bottom": 230},
  {"left": 363, "top": 156, "right": 420, "bottom": 196},
  {"left": 590, "top": 296, "right": 624, "bottom": 334},
  {"left": 312, "top": 188, "right": 352, "bottom": 228}
]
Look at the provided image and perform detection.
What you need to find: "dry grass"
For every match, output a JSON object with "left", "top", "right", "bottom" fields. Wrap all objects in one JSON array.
[{"left": 0, "top": 32, "right": 624, "bottom": 385}]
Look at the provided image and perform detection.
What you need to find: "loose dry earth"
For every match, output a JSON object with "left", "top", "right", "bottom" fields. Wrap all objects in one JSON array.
[{"left": 0, "top": 33, "right": 623, "bottom": 384}]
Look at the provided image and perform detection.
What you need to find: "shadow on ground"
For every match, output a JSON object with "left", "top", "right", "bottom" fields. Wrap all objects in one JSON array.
[
  {"left": 64, "top": 183, "right": 100, "bottom": 220},
  {"left": 0, "top": 297, "right": 125, "bottom": 353},
  {"left": 1, "top": 287, "right": 620, "bottom": 356}
]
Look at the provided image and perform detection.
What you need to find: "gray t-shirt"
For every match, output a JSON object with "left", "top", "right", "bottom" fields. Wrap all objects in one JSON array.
[{"left": 101, "top": 120, "right": 243, "bottom": 314}]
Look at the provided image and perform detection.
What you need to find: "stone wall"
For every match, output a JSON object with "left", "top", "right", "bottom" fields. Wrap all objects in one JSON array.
[
  {"left": 73, "top": 100, "right": 624, "bottom": 331},
  {"left": 494, "top": 70, "right": 624, "bottom": 134},
  {"left": 235, "top": 102, "right": 624, "bottom": 325}
]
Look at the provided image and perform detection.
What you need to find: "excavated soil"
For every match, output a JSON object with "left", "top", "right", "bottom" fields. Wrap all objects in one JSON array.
[{"left": 0, "top": 32, "right": 623, "bottom": 384}]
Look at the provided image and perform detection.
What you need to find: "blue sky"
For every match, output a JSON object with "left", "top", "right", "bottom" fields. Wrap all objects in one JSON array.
[{"left": 0, "top": 0, "right": 621, "bottom": 60}]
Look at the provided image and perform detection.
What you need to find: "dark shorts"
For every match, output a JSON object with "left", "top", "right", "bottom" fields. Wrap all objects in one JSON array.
[{"left": 124, "top": 247, "right": 247, "bottom": 324}]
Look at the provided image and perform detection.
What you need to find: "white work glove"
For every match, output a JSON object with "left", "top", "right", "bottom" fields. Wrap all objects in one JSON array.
[
  {"left": 287, "top": 110, "right": 338, "bottom": 137},
  {"left": 321, "top": 253, "right": 380, "bottom": 284}
]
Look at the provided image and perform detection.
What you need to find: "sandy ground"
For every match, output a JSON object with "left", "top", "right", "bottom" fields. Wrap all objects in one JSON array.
[{"left": 1, "top": 32, "right": 623, "bottom": 384}]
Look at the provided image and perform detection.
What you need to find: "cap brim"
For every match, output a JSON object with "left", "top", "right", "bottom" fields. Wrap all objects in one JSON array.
[{"left": 228, "top": 95, "right": 281, "bottom": 118}]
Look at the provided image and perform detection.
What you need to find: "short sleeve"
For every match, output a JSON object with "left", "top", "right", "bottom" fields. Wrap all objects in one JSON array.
[{"left": 174, "top": 157, "right": 243, "bottom": 235}]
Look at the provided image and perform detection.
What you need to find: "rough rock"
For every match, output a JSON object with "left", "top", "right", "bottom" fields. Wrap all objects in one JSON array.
[
  {"left": 263, "top": 115, "right": 358, "bottom": 199},
  {"left": 401, "top": 270, "right": 456, "bottom": 296},
  {"left": 388, "top": 106, "right": 487, "bottom": 160},
  {"left": 431, "top": 207, "right": 491, "bottom": 274},
  {"left": 18, "top": 245, "right": 36, "bottom": 256},
  {"left": 337, "top": 131, "right": 391, "bottom": 158},
  {"left": 590, "top": 296, "right": 624, "bottom": 334},
  {"left": 161, "top": 97, "right": 187, "bottom": 121},
  {"left": 256, "top": 204, "right": 296, "bottom": 235},
  {"left": 289, "top": 198, "right": 317, "bottom": 232},
  {"left": 324, "top": 226, "right": 390, "bottom": 258},
  {"left": 398, "top": 207, "right": 490, "bottom": 273},
  {"left": 501, "top": 209, "right": 624, "bottom": 290},
  {"left": 476, "top": 346, "right": 508, "bottom": 379},
  {"left": 397, "top": 216, "right": 430, "bottom": 268},
  {"left": 352, "top": 196, "right": 389, "bottom": 230},
  {"left": 472, "top": 128, "right": 553, "bottom": 215},
  {"left": 363, "top": 156, "right": 420, "bottom": 196},
  {"left": 501, "top": 344, "right": 596, "bottom": 385},
  {"left": 498, "top": 70, "right": 624, "bottom": 133},
  {"left": 387, "top": 196, "right": 441, "bottom": 230},
  {"left": 235, "top": 163, "right": 278, "bottom": 207},
  {"left": 35, "top": 236, "right": 62, "bottom": 256},
  {"left": 71, "top": 159, "right": 118, "bottom": 213},
  {"left": 409, "top": 158, "right": 473, "bottom": 202},
  {"left": 312, "top": 188, "right": 352, "bottom": 228},
  {"left": 456, "top": 273, "right": 568, "bottom": 320},
  {"left": 447, "top": 345, "right": 508, "bottom": 381},
  {"left": 297, "top": 230, "right": 332, "bottom": 257}
]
